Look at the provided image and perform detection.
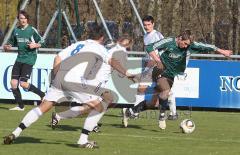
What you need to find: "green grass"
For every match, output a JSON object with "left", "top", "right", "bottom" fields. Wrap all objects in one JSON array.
[{"left": 1, "top": 104, "right": 240, "bottom": 155}]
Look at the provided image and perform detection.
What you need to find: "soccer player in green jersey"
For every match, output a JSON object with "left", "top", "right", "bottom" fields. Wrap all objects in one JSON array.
[
  {"left": 3, "top": 10, "right": 45, "bottom": 111},
  {"left": 123, "top": 29, "right": 232, "bottom": 129}
]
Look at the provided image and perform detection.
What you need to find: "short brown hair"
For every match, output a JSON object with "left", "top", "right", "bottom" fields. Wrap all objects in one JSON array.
[
  {"left": 142, "top": 15, "right": 154, "bottom": 23},
  {"left": 117, "top": 34, "right": 133, "bottom": 44},
  {"left": 178, "top": 29, "right": 194, "bottom": 42},
  {"left": 88, "top": 22, "right": 105, "bottom": 40},
  {"left": 17, "top": 10, "right": 30, "bottom": 20}
]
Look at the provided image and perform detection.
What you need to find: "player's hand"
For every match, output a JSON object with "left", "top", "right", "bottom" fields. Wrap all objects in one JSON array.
[
  {"left": 126, "top": 72, "right": 139, "bottom": 83},
  {"left": 3, "top": 44, "right": 12, "bottom": 51},
  {"left": 218, "top": 49, "right": 233, "bottom": 57},
  {"left": 222, "top": 50, "right": 232, "bottom": 57},
  {"left": 28, "top": 42, "right": 41, "bottom": 49},
  {"left": 156, "top": 61, "right": 165, "bottom": 70},
  {"left": 27, "top": 42, "right": 36, "bottom": 49}
]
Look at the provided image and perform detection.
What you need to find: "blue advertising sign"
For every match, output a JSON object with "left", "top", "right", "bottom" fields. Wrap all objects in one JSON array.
[{"left": 177, "top": 60, "right": 240, "bottom": 109}]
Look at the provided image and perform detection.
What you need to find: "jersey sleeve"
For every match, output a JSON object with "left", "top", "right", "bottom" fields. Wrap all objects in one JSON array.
[
  {"left": 32, "top": 27, "right": 46, "bottom": 48},
  {"left": 7, "top": 29, "right": 17, "bottom": 46},
  {"left": 189, "top": 42, "right": 218, "bottom": 54},
  {"left": 157, "top": 31, "right": 164, "bottom": 40},
  {"left": 146, "top": 38, "right": 171, "bottom": 54},
  {"left": 58, "top": 42, "right": 81, "bottom": 60}
]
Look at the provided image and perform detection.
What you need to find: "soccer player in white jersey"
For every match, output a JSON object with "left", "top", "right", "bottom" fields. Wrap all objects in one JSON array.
[
  {"left": 50, "top": 35, "right": 133, "bottom": 132},
  {"left": 3, "top": 24, "right": 135, "bottom": 148},
  {"left": 122, "top": 15, "right": 177, "bottom": 129}
]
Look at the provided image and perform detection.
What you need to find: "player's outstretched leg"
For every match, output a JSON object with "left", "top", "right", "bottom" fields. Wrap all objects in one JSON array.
[
  {"left": 122, "top": 100, "right": 147, "bottom": 127},
  {"left": 78, "top": 101, "right": 108, "bottom": 149},
  {"left": 3, "top": 100, "right": 53, "bottom": 144}
]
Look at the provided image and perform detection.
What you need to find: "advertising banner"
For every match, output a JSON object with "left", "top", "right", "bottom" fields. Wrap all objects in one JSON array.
[{"left": 0, "top": 53, "right": 239, "bottom": 109}]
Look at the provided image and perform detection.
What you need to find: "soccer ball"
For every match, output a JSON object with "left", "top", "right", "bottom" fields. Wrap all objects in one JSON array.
[{"left": 180, "top": 119, "right": 195, "bottom": 134}]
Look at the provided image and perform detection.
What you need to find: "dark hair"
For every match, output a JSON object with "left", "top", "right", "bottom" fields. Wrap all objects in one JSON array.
[
  {"left": 88, "top": 22, "right": 105, "bottom": 40},
  {"left": 17, "top": 10, "right": 30, "bottom": 20},
  {"left": 117, "top": 34, "right": 133, "bottom": 47},
  {"left": 142, "top": 15, "right": 154, "bottom": 23},
  {"left": 178, "top": 29, "right": 194, "bottom": 42}
]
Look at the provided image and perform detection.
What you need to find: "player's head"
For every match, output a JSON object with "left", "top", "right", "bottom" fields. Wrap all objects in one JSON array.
[
  {"left": 117, "top": 34, "right": 133, "bottom": 49},
  {"left": 17, "top": 10, "right": 29, "bottom": 27},
  {"left": 177, "top": 29, "right": 194, "bottom": 49},
  {"left": 142, "top": 15, "right": 154, "bottom": 33},
  {"left": 88, "top": 22, "right": 105, "bottom": 44}
]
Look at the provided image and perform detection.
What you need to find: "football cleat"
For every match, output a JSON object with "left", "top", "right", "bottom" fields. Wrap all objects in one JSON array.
[
  {"left": 3, "top": 133, "right": 15, "bottom": 144},
  {"left": 79, "top": 141, "right": 99, "bottom": 149},
  {"left": 9, "top": 106, "right": 25, "bottom": 111},
  {"left": 51, "top": 112, "right": 59, "bottom": 130},
  {"left": 158, "top": 120, "right": 166, "bottom": 130}
]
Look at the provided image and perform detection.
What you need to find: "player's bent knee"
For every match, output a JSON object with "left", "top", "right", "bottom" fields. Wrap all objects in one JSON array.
[
  {"left": 159, "top": 90, "right": 170, "bottom": 101},
  {"left": 101, "top": 91, "right": 114, "bottom": 103},
  {"left": 39, "top": 100, "right": 54, "bottom": 113},
  {"left": 10, "top": 79, "right": 18, "bottom": 88},
  {"left": 19, "top": 81, "right": 29, "bottom": 89}
]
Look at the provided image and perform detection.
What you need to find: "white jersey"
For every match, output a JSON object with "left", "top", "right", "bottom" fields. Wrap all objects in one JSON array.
[
  {"left": 108, "top": 43, "right": 128, "bottom": 68},
  {"left": 46, "top": 39, "right": 111, "bottom": 103},
  {"left": 45, "top": 41, "right": 129, "bottom": 104},
  {"left": 96, "top": 43, "right": 128, "bottom": 81},
  {"left": 144, "top": 30, "right": 164, "bottom": 46},
  {"left": 55, "top": 39, "right": 110, "bottom": 88},
  {"left": 139, "top": 30, "right": 164, "bottom": 86}
]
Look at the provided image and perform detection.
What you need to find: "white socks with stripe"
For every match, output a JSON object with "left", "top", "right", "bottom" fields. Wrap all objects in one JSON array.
[{"left": 13, "top": 107, "right": 43, "bottom": 138}]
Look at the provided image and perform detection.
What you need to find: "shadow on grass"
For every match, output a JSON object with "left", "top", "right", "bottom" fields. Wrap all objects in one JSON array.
[
  {"left": 13, "top": 136, "right": 60, "bottom": 144},
  {"left": 104, "top": 123, "right": 159, "bottom": 132},
  {"left": 46, "top": 124, "right": 82, "bottom": 131},
  {"left": 66, "top": 143, "right": 100, "bottom": 150},
  {"left": 0, "top": 106, "right": 10, "bottom": 110},
  {"left": 104, "top": 113, "right": 121, "bottom": 118},
  {"left": 66, "top": 143, "right": 79, "bottom": 148}
]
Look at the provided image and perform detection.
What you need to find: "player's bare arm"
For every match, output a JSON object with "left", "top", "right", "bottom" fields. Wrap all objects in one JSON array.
[
  {"left": 53, "top": 55, "right": 62, "bottom": 75},
  {"left": 3, "top": 44, "right": 12, "bottom": 51},
  {"left": 216, "top": 49, "right": 233, "bottom": 57},
  {"left": 149, "top": 50, "right": 164, "bottom": 70}
]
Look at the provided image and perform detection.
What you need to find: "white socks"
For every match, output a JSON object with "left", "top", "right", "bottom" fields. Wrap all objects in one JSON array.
[
  {"left": 168, "top": 92, "right": 177, "bottom": 115},
  {"left": 78, "top": 102, "right": 107, "bottom": 145},
  {"left": 13, "top": 107, "right": 43, "bottom": 138}
]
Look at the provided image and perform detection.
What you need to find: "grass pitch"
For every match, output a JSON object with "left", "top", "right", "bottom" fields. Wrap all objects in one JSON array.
[{"left": 1, "top": 103, "right": 240, "bottom": 155}]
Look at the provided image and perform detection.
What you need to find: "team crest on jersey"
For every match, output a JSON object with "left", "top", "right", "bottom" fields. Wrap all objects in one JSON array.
[{"left": 169, "top": 53, "right": 181, "bottom": 58}]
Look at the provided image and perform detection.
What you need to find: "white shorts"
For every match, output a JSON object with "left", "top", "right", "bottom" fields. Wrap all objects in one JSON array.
[{"left": 44, "top": 86, "right": 102, "bottom": 104}]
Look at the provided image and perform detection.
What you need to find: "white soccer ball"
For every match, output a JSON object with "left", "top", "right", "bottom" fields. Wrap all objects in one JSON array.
[{"left": 180, "top": 119, "right": 195, "bottom": 134}]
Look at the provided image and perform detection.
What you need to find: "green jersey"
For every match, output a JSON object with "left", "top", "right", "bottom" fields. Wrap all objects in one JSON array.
[
  {"left": 146, "top": 37, "right": 218, "bottom": 79},
  {"left": 8, "top": 25, "right": 45, "bottom": 65}
]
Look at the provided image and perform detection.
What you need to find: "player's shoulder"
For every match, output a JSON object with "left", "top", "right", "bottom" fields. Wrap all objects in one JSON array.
[
  {"left": 108, "top": 44, "right": 126, "bottom": 54},
  {"left": 28, "top": 25, "right": 40, "bottom": 34},
  {"left": 158, "top": 37, "right": 174, "bottom": 44}
]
